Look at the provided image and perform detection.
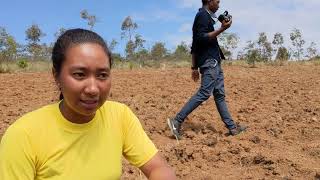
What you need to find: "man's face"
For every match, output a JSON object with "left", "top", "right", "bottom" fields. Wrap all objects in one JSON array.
[{"left": 208, "top": 0, "right": 220, "bottom": 13}]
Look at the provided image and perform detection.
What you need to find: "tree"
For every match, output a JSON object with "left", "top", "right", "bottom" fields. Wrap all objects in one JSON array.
[
  {"left": 219, "top": 46, "right": 231, "bottom": 60},
  {"left": 132, "top": 34, "right": 147, "bottom": 62},
  {"left": 151, "top": 42, "right": 167, "bottom": 60},
  {"left": 121, "top": 16, "right": 145, "bottom": 60},
  {"left": 26, "top": 24, "right": 45, "bottom": 44},
  {"left": 80, "top": 10, "right": 97, "bottom": 30},
  {"left": 107, "top": 39, "right": 118, "bottom": 52},
  {"left": 54, "top": 28, "right": 67, "bottom": 39},
  {"left": 276, "top": 47, "right": 290, "bottom": 62},
  {"left": 290, "top": 28, "right": 305, "bottom": 60},
  {"left": 272, "top": 32, "right": 289, "bottom": 62},
  {"left": 0, "top": 27, "right": 18, "bottom": 60},
  {"left": 135, "top": 48, "right": 150, "bottom": 62},
  {"left": 306, "top": 42, "right": 318, "bottom": 60},
  {"left": 112, "top": 53, "right": 124, "bottom": 63},
  {"left": 134, "top": 34, "right": 145, "bottom": 51},
  {"left": 0, "top": 27, "right": 8, "bottom": 51},
  {"left": 121, "top": 16, "right": 138, "bottom": 42},
  {"left": 121, "top": 16, "right": 143, "bottom": 60},
  {"left": 218, "top": 32, "right": 240, "bottom": 60},
  {"left": 257, "top": 32, "right": 272, "bottom": 61},
  {"left": 5, "top": 36, "right": 18, "bottom": 60},
  {"left": 125, "top": 40, "right": 135, "bottom": 59},
  {"left": 0, "top": 27, "right": 9, "bottom": 60},
  {"left": 244, "top": 40, "right": 260, "bottom": 67},
  {"left": 25, "top": 24, "right": 45, "bottom": 60},
  {"left": 236, "top": 50, "right": 245, "bottom": 60},
  {"left": 173, "top": 41, "right": 190, "bottom": 59},
  {"left": 272, "top": 33, "right": 284, "bottom": 50},
  {"left": 16, "top": 44, "right": 28, "bottom": 59},
  {"left": 39, "top": 43, "right": 52, "bottom": 60}
]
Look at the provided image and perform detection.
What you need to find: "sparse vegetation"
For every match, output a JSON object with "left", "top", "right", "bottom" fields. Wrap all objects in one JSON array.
[{"left": 0, "top": 13, "right": 318, "bottom": 73}]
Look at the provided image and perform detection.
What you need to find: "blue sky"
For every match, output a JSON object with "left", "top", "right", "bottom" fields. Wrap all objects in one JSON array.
[{"left": 0, "top": 0, "right": 319, "bottom": 55}]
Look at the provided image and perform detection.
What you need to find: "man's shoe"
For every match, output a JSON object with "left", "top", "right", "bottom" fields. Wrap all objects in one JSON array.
[
  {"left": 167, "top": 118, "right": 182, "bottom": 140},
  {"left": 229, "top": 125, "right": 247, "bottom": 136}
]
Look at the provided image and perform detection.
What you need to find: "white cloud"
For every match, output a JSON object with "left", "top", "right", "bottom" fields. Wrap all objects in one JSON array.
[
  {"left": 175, "top": 0, "right": 320, "bottom": 51},
  {"left": 226, "top": 0, "right": 320, "bottom": 50}
]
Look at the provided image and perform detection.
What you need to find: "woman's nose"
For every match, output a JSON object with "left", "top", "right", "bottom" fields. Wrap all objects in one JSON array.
[{"left": 84, "top": 77, "right": 99, "bottom": 96}]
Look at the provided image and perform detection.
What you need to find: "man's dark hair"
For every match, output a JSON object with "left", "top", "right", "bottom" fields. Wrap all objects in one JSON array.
[
  {"left": 202, "top": 0, "right": 211, "bottom": 5},
  {"left": 52, "top": 28, "right": 112, "bottom": 100}
]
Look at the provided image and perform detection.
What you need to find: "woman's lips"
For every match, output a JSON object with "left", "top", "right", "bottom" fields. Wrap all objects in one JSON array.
[{"left": 80, "top": 99, "right": 99, "bottom": 110}]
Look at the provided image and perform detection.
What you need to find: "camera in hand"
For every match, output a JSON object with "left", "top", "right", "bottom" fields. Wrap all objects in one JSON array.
[{"left": 218, "top": 11, "right": 232, "bottom": 23}]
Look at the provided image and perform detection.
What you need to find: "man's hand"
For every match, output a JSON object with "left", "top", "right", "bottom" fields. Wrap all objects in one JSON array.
[
  {"left": 208, "top": 18, "right": 233, "bottom": 39},
  {"left": 191, "top": 69, "right": 199, "bottom": 82},
  {"left": 221, "top": 18, "right": 232, "bottom": 30}
]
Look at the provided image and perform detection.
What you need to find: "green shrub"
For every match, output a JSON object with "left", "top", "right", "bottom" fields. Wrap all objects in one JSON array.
[{"left": 17, "top": 59, "right": 28, "bottom": 69}]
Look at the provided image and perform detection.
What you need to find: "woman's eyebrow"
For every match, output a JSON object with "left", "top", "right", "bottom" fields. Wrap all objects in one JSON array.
[
  {"left": 97, "top": 67, "right": 110, "bottom": 72},
  {"left": 69, "top": 65, "right": 87, "bottom": 70}
]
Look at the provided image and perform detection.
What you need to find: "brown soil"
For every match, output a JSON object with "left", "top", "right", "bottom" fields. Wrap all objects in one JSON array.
[{"left": 1, "top": 65, "right": 320, "bottom": 179}]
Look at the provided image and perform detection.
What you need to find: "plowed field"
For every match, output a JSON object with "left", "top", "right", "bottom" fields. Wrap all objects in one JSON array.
[{"left": 1, "top": 65, "right": 320, "bottom": 179}]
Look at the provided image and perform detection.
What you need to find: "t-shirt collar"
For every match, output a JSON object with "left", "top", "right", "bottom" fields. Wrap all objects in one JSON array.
[
  {"left": 206, "top": 9, "right": 217, "bottom": 19},
  {"left": 200, "top": 7, "right": 216, "bottom": 21}
]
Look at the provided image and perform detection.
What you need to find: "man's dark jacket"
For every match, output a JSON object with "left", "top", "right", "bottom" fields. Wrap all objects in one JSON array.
[{"left": 191, "top": 8, "right": 225, "bottom": 68}]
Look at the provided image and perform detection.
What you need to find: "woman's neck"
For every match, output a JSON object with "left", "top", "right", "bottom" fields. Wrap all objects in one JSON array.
[{"left": 59, "top": 101, "right": 94, "bottom": 124}]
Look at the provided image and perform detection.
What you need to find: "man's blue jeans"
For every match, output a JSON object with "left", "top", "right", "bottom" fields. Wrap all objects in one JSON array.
[{"left": 175, "top": 60, "right": 236, "bottom": 130}]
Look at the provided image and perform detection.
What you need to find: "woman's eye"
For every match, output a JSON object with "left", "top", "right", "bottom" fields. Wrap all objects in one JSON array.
[
  {"left": 73, "top": 72, "right": 85, "bottom": 79},
  {"left": 97, "top": 73, "right": 109, "bottom": 79}
]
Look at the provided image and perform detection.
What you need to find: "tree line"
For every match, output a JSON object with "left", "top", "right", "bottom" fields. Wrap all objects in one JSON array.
[{"left": 0, "top": 10, "right": 319, "bottom": 67}]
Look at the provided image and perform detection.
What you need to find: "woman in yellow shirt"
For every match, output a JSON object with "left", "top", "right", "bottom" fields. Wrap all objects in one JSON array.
[{"left": 0, "top": 28, "right": 176, "bottom": 180}]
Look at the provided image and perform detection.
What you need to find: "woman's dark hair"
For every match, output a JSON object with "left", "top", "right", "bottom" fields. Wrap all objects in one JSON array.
[{"left": 52, "top": 28, "right": 112, "bottom": 100}]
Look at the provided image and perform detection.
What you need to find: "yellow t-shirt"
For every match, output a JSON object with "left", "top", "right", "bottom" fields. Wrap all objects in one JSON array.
[{"left": 0, "top": 101, "right": 158, "bottom": 180}]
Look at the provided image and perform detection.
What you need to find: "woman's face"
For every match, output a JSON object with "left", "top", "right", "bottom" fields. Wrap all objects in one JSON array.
[{"left": 56, "top": 43, "right": 111, "bottom": 123}]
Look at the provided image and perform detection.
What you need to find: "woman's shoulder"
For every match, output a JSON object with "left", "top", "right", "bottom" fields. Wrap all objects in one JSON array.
[
  {"left": 7, "top": 103, "right": 59, "bottom": 133},
  {"left": 101, "top": 101, "right": 129, "bottom": 111},
  {"left": 99, "top": 101, "right": 135, "bottom": 123}
]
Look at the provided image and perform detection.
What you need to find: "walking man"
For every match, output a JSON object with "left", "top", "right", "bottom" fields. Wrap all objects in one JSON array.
[{"left": 168, "top": 0, "right": 246, "bottom": 140}]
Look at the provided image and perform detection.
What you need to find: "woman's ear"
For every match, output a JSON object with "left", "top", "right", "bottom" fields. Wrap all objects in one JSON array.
[
  {"left": 52, "top": 68, "right": 60, "bottom": 88},
  {"left": 52, "top": 68, "right": 57, "bottom": 81}
]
